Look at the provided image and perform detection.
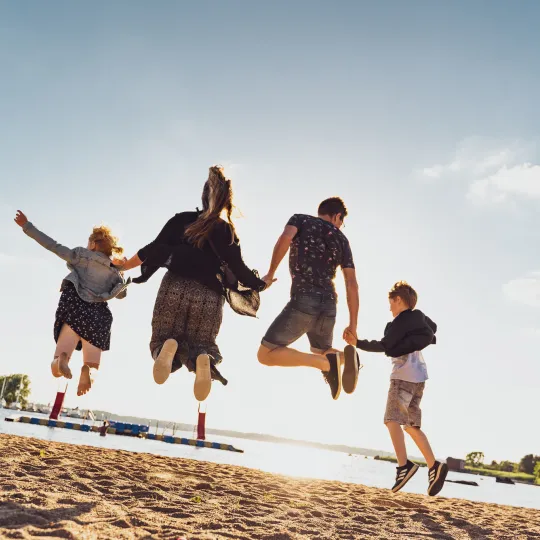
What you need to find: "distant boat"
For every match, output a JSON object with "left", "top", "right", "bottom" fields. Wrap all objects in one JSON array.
[
  {"left": 66, "top": 408, "right": 83, "bottom": 419},
  {"left": 496, "top": 477, "right": 515, "bottom": 485},
  {"left": 22, "top": 403, "right": 37, "bottom": 413},
  {"left": 446, "top": 479, "right": 479, "bottom": 487},
  {"left": 38, "top": 405, "right": 52, "bottom": 415}
]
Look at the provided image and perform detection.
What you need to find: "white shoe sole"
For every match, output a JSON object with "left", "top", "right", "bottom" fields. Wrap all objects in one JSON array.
[
  {"left": 194, "top": 354, "right": 212, "bottom": 402},
  {"left": 153, "top": 339, "right": 178, "bottom": 384},
  {"left": 392, "top": 463, "right": 420, "bottom": 493},
  {"left": 342, "top": 345, "right": 359, "bottom": 394}
]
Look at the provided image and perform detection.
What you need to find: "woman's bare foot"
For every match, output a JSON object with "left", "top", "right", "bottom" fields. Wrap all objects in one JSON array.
[
  {"left": 77, "top": 365, "right": 93, "bottom": 396},
  {"left": 51, "top": 358, "right": 61, "bottom": 378},
  {"left": 51, "top": 353, "right": 72, "bottom": 379}
]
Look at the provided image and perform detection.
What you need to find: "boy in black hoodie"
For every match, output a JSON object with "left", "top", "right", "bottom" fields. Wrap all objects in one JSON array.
[{"left": 345, "top": 281, "right": 448, "bottom": 496}]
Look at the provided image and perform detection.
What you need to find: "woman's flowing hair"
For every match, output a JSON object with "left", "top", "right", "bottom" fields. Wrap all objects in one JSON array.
[{"left": 184, "top": 165, "right": 237, "bottom": 249}]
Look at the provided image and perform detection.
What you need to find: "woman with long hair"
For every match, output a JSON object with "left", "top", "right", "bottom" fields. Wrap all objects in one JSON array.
[{"left": 119, "top": 166, "right": 270, "bottom": 401}]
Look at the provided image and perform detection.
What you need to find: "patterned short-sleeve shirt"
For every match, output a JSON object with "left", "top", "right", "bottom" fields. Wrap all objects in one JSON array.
[{"left": 287, "top": 214, "right": 355, "bottom": 295}]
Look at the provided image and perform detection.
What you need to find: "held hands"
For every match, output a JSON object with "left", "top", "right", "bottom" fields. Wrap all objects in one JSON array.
[
  {"left": 14, "top": 210, "right": 28, "bottom": 228},
  {"left": 343, "top": 326, "right": 358, "bottom": 347},
  {"left": 111, "top": 256, "right": 127, "bottom": 269},
  {"left": 262, "top": 274, "right": 277, "bottom": 291}
]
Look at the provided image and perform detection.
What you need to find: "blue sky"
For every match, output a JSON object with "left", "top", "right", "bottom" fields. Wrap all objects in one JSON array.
[{"left": 1, "top": 1, "right": 539, "bottom": 462}]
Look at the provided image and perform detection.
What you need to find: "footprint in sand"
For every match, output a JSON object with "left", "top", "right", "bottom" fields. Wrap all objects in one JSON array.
[
  {"left": 195, "top": 482, "right": 213, "bottom": 490},
  {"left": 394, "top": 500, "right": 427, "bottom": 511},
  {"left": 111, "top": 518, "right": 131, "bottom": 529},
  {"left": 201, "top": 522, "right": 224, "bottom": 530},
  {"left": 27, "top": 527, "right": 75, "bottom": 539},
  {"left": 352, "top": 515, "right": 378, "bottom": 525}
]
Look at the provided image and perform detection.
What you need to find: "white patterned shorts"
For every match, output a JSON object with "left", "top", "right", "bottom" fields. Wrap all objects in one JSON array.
[{"left": 384, "top": 379, "right": 425, "bottom": 427}]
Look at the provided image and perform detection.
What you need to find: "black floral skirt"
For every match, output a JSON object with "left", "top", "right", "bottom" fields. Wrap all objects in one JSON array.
[{"left": 54, "top": 281, "right": 113, "bottom": 352}]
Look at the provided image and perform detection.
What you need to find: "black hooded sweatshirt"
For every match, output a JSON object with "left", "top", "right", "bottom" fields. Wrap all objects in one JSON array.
[{"left": 356, "top": 309, "right": 437, "bottom": 358}]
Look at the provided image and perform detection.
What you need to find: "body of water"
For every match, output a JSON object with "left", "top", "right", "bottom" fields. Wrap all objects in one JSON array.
[{"left": 1, "top": 409, "right": 538, "bottom": 510}]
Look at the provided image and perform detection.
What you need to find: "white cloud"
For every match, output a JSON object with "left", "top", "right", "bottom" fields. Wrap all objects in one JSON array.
[
  {"left": 503, "top": 272, "right": 540, "bottom": 307},
  {"left": 519, "top": 327, "right": 540, "bottom": 338},
  {"left": 0, "top": 251, "right": 54, "bottom": 268},
  {"left": 468, "top": 163, "right": 540, "bottom": 204},
  {"left": 418, "top": 137, "right": 540, "bottom": 205},
  {"left": 0, "top": 253, "right": 17, "bottom": 264},
  {"left": 421, "top": 165, "right": 445, "bottom": 179}
]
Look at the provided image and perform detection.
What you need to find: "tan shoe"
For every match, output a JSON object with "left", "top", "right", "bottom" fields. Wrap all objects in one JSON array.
[
  {"left": 153, "top": 339, "right": 178, "bottom": 384},
  {"left": 194, "top": 354, "right": 212, "bottom": 402}
]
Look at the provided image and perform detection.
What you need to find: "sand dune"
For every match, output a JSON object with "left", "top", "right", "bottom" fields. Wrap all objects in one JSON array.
[{"left": 0, "top": 434, "right": 538, "bottom": 539}]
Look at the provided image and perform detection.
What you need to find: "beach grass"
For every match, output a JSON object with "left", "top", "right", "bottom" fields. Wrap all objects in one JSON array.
[
  {"left": 464, "top": 466, "right": 536, "bottom": 483},
  {"left": 374, "top": 455, "right": 427, "bottom": 467},
  {"left": 374, "top": 457, "right": 536, "bottom": 484}
]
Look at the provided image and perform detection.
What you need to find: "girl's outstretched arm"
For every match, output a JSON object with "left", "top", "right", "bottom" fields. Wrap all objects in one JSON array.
[{"left": 14, "top": 210, "right": 78, "bottom": 264}]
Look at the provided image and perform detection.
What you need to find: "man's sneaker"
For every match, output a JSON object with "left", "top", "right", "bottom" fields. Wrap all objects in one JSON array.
[
  {"left": 323, "top": 353, "right": 342, "bottom": 400},
  {"left": 391, "top": 460, "right": 419, "bottom": 493},
  {"left": 428, "top": 461, "right": 448, "bottom": 496},
  {"left": 194, "top": 354, "right": 213, "bottom": 402},
  {"left": 342, "top": 345, "right": 360, "bottom": 394},
  {"left": 153, "top": 339, "right": 178, "bottom": 384}
]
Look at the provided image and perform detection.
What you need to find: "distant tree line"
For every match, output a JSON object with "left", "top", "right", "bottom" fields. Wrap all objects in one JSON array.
[
  {"left": 466, "top": 451, "right": 540, "bottom": 483},
  {"left": 0, "top": 374, "right": 31, "bottom": 407}
]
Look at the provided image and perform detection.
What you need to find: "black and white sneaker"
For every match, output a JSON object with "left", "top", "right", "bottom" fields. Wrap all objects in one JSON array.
[
  {"left": 391, "top": 460, "right": 419, "bottom": 493},
  {"left": 323, "top": 353, "right": 342, "bottom": 400},
  {"left": 428, "top": 461, "right": 448, "bottom": 496},
  {"left": 342, "top": 345, "right": 360, "bottom": 394}
]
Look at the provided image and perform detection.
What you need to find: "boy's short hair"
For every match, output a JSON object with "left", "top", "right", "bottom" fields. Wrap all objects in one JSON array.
[
  {"left": 389, "top": 281, "right": 418, "bottom": 309},
  {"left": 318, "top": 197, "right": 348, "bottom": 219}
]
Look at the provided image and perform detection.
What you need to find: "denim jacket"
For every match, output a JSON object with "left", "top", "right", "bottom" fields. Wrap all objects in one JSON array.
[{"left": 23, "top": 222, "right": 130, "bottom": 303}]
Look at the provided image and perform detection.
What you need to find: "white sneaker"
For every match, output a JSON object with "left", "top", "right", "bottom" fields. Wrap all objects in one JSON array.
[
  {"left": 194, "top": 354, "right": 212, "bottom": 402},
  {"left": 153, "top": 339, "right": 178, "bottom": 384}
]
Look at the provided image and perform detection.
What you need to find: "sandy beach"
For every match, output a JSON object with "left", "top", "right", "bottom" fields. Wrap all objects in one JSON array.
[{"left": 0, "top": 434, "right": 538, "bottom": 540}]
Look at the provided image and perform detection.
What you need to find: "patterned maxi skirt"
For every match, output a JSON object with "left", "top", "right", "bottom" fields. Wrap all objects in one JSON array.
[{"left": 150, "top": 272, "right": 225, "bottom": 374}]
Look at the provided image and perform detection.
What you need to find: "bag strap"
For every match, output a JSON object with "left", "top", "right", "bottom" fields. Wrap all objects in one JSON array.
[
  {"left": 206, "top": 236, "right": 228, "bottom": 267},
  {"left": 194, "top": 208, "right": 228, "bottom": 268}
]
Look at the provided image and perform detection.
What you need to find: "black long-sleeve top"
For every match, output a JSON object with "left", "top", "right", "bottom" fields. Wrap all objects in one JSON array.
[
  {"left": 356, "top": 309, "right": 437, "bottom": 358},
  {"left": 133, "top": 211, "right": 266, "bottom": 294}
]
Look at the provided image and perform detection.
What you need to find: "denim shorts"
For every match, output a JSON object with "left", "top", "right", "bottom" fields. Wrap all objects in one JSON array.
[{"left": 262, "top": 293, "right": 337, "bottom": 354}]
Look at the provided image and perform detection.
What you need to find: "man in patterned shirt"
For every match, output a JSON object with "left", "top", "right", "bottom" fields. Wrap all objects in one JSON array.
[{"left": 257, "top": 197, "right": 360, "bottom": 400}]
